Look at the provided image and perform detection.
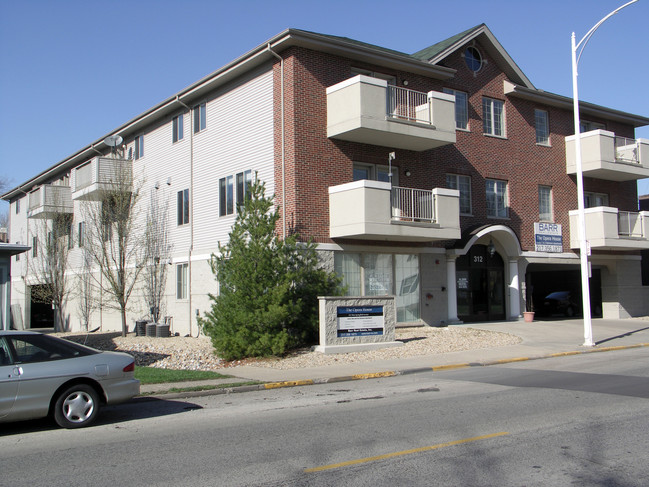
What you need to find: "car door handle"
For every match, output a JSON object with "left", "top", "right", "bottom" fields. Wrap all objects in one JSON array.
[{"left": 12, "top": 367, "right": 23, "bottom": 377}]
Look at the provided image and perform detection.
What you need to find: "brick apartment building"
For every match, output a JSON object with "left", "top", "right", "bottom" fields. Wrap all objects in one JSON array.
[{"left": 3, "top": 25, "right": 649, "bottom": 334}]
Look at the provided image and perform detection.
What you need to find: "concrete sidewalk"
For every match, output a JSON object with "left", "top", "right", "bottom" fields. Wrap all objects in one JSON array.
[{"left": 139, "top": 318, "right": 649, "bottom": 398}]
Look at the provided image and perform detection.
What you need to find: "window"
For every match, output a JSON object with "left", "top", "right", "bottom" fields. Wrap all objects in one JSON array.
[
  {"left": 193, "top": 102, "right": 206, "bottom": 133},
  {"left": 177, "top": 189, "right": 189, "bottom": 226},
  {"left": 15, "top": 242, "right": 20, "bottom": 261},
  {"left": 236, "top": 170, "right": 253, "bottom": 208},
  {"left": 176, "top": 263, "right": 188, "bottom": 300},
  {"left": 219, "top": 176, "right": 234, "bottom": 216},
  {"left": 15, "top": 199, "right": 20, "bottom": 214},
  {"left": 584, "top": 192, "right": 608, "bottom": 208},
  {"left": 443, "top": 88, "right": 469, "bottom": 130},
  {"left": 483, "top": 97, "right": 505, "bottom": 137},
  {"left": 464, "top": 46, "right": 483, "bottom": 72},
  {"left": 134, "top": 135, "right": 144, "bottom": 160},
  {"left": 535, "top": 109, "right": 550, "bottom": 145},
  {"left": 353, "top": 163, "right": 397, "bottom": 185},
  {"left": 8, "top": 335, "right": 96, "bottom": 364},
  {"left": 350, "top": 67, "right": 396, "bottom": 84},
  {"left": 580, "top": 120, "right": 606, "bottom": 133},
  {"left": 539, "top": 185, "right": 553, "bottom": 221},
  {"left": 486, "top": 179, "right": 508, "bottom": 218},
  {"left": 172, "top": 114, "right": 184, "bottom": 143},
  {"left": 32, "top": 237, "right": 38, "bottom": 258},
  {"left": 446, "top": 174, "right": 472, "bottom": 215},
  {"left": 78, "top": 222, "right": 85, "bottom": 247}
]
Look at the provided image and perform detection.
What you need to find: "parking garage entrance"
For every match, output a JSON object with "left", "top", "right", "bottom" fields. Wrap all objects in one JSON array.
[
  {"left": 456, "top": 244, "right": 506, "bottom": 322},
  {"left": 525, "top": 264, "right": 602, "bottom": 319}
]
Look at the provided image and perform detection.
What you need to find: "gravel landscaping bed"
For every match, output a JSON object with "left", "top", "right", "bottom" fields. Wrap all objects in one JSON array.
[{"left": 55, "top": 326, "right": 522, "bottom": 372}]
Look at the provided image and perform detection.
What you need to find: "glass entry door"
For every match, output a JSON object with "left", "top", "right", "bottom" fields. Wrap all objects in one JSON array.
[{"left": 456, "top": 245, "right": 506, "bottom": 322}]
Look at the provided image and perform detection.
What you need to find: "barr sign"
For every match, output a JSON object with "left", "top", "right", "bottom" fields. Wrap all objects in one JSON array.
[
  {"left": 337, "top": 306, "right": 384, "bottom": 337},
  {"left": 534, "top": 222, "right": 563, "bottom": 253}
]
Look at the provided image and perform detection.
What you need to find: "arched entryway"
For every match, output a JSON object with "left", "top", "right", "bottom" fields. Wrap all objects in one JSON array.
[{"left": 456, "top": 244, "right": 506, "bottom": 322}]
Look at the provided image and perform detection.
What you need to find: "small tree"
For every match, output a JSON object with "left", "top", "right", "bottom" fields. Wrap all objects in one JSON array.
[
  {"left": 82, "top": 164, "right": 146, "bottom": 336},
  {"left": 76, "top": 238, "right": 96, "bottom": 331},
  {"left": 143, "top": 190, "right": 172, "bottom": 323},
  {"left": 199, "top": 178, "right": 342, "bottom": 360},
  {"left": 28, "top": 212, "right": 74, "bottom": 332}
]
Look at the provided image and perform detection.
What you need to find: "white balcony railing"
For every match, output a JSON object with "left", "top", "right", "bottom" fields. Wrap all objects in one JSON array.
[
  {"left": 618, "top": 211, "right": 644, "bottom": 237},
  {"left": 27, "top": 184, "right": 73, "bottom": 219},
  {"left": 615, "top": 137, "right": 641, "bottom": 164},
  {"left": 72, "top": 157, "right": 132, "bottom": 200},
  {"left": 391, "top": 186, "right": 435, "bottom": 223},
  {"left": 387, "top": 86, "right": 431, "bottom": 125}
]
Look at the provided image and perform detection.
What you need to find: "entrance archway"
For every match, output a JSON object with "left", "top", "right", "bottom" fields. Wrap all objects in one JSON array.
[{"left": 456, "top": 244, "right": 506, "bottom": 322}]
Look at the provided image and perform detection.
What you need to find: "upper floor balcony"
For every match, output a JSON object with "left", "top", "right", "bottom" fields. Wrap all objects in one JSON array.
[
  {"left": 27, "top": 184, "right": 73, "bottom": 219},
  {"left": 326, "top": 75, "right": 456, "bottom": 151},
  {"left": 71, "top": 157, "right": 132, "bottom": 201},
  {"left": 565, "top": 130, "right": 649, "bottom": 181},
  {"left": 569, "top": 207, "right": 649, "bottom": 250},
  {"left": 329, "top": 180, "right": 460, "bottom": 242}
]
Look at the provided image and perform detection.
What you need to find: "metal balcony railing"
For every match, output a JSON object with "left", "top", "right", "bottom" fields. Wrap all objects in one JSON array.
[
  {"left": 615, "top": 137, "right": 640, "bottom": 164},
  {"left": 387, "top": 86, "right": 432, "bottom": 124},
  {"left": 618, "top": 211, "right": 644, "bottom": 237},
  {"left": 391, "top": 186, "right": 435, "bottom": 223}
]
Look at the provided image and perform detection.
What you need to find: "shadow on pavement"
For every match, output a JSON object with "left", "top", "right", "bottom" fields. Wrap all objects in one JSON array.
[{"left": 596, "top": 326, "right": 649, "bottom": 346}]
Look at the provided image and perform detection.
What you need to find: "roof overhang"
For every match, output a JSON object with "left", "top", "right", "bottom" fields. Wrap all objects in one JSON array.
[
  {"left": 504, "top": 80, "right": 649, "bottom": 128},
  {"left": 2, "top": 29, "right": 455, "bottom": 201},
  {"left": 0, "top": 243, "right": 30, "bottom": 257}
]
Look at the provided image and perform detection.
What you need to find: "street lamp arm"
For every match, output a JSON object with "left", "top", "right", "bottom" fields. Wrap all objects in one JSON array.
[{"left": 574, "top": 0, "right": 638, "bottom": 65}]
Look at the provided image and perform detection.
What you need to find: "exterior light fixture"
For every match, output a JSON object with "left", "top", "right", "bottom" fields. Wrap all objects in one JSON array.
[{"left": 487, "top": 239, "right": 496, "bottom": 257}]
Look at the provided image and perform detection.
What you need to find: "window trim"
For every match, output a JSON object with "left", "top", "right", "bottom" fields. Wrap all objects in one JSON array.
[
  {"left": 443, "top": 88, "right": 469, "bottom": 131},
  {"left": 172, "top": 114, "right": 184, "bottom": 143},
  {"left": 193, "top": 102, "right": 206, "bottom": 134},
  {"left": 482, "top": 97, "right": 506, "bottom": 138},
  {"left": 534, "top": 109, "right": 550, "bottom": 146},
  {"left": 446, "top": 173, "right": 472, "bottom": 215},
  {"left": 584, "top": 191, "right": 609, "bottom": 208},
  {"left": 485, "top": 178, "right": 509, "bottom": 219},
  {"left": 134, "top": 135, "right": 144, "bottom": 160},
  {"left": 32, "top": 236, "right": 38, "bottom": 258},
  {"left": 220, "top": 171, "right": 254, "bottom": 216},
  {"left": 538, "top": 185, "right": 553, "bottom": 222},
  {"left": 353, "top": 162, "right": 398, "bottom": 186},
  {"left": 177, "top": 189, "right": 190, "bottom": 226},
  {"left": 176, "top": 263, "right": 188, "bottom": 300}
]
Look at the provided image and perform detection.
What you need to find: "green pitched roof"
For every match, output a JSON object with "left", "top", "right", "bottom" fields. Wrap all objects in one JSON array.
[
  {"left": 411, "top": 24, "right": 485, "bottom": 62},
  {"left": 292, "top": 29, "right": 412, "bottom": 58}
]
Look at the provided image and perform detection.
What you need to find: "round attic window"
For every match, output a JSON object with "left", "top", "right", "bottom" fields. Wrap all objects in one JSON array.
[{"left": 465, "top": 46, "right": 483, "bottom": 72}]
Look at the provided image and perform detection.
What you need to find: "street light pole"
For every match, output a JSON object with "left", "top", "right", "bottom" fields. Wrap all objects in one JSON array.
[{"left": 571, "top": 0, "right": 638, "bottom": 347}]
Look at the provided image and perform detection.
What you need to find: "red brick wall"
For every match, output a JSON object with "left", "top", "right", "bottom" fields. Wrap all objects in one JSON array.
[{"left": 272, "top": 41, "right": 639, "bottom": 252}]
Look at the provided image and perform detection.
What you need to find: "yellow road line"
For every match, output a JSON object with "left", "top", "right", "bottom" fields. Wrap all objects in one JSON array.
[
  {"left": 351, "top": 371, "right": 396, "bottom": 380},
  {"left": 304, "top": 432, "right": 509, "bottom": 473},
  {"left": 431, "top": 363, "right": 470, "bottom": 372},
  {"left": 263, "top": 379, "right": 314, "bottom": 389}
]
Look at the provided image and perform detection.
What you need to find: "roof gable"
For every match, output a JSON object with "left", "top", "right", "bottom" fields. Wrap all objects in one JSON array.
[{"left": 412, "top": 24, "right": 535, "bottom": 89}]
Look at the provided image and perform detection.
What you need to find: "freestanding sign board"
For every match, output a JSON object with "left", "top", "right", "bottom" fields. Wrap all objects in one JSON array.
[{"left": 337, "top": 306, "right": 384, "bottom": 337}]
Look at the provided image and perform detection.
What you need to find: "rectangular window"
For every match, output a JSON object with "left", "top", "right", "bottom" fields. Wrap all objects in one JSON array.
[
  {"left": 446, "top": 174, "right": 472, "bottom": 215},
  {"left": 486, "top": 179, "right": 508, "bottom": 218},
  {"left": 172, "top": 114, "right": 184, "bottom": 143},
  {"left": 584, "top": 192, "right": 609, "bottom": 208},
  {"left": 219, "top": 176, "right": 234, "bottom": 216},
  {"left": 535, "top": 109, "right": 550, "bottom": 145},
  {"left": 134, "top": 135, "right": 144, "bottom": 160},
  {"left": 443, "top": 88, "right": 469, "bottom": 130},
  {"left": 176, "top": 263, "right": 188, "bottom": 300},
  {"left": 32, "top": 237, "right": 38, "bottom": 258},
  {"left": 353, "top": 163, "right": 398, "bottom": 186},
  {"left": 236, "top": 170, "right": 253, "bottom": 207},
  {"left": 15, "top": 242, "right": 20, "bottom": 261},
  {"left": 193, "top": 102, "right": 206, "bottom": 133},
  {"left": 78, "top": 222, "right": 85, "bottom": 247},
  {"left": 483, "top": 97, "right": 505, "bottom": 137},
  {"left": 538, "top": 185, "right": 553, "bottom": 221},
  {"left": 15, "top": 199, "right": 20, "bottom": 214},
  {"left": 177, "top": 189, "right": 189, "bottom": 226},
  {"left": 580, "top": 120, "right": 606, "bottom": 133}
]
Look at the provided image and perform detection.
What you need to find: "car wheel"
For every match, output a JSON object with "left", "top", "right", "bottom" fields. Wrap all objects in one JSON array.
[{"left": 53, "top": 384, "right": 100, "bottom": 428}]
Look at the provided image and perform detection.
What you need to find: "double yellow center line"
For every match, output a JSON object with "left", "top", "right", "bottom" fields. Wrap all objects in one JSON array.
[{"left": 305, "top": 432, "right": 509, "bottom": 473}]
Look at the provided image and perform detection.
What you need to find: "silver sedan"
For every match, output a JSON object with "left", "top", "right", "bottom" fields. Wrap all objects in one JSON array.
[{"left": 0, "top": 330, "right": 140, "bottom": 428}]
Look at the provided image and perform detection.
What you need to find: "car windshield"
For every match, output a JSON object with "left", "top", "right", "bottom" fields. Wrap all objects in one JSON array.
[{"left": 7, "top": 334, "right": 100, "bottom": 364}]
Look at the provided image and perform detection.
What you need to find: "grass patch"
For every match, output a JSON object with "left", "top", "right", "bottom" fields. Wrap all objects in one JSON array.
[
  {"left": 138, "top": 381, "right": 262, "bottom": 396},
  {"left": 135, "top": 366, "right": 232, "bottom": 384}
]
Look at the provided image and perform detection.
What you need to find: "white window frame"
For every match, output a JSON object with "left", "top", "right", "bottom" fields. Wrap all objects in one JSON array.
[
  {"left": 176, "top": 263, "right": 188, "bottom": 300},
  {"left": 446, "top": 173, "right": 472, "bottom": 215},
  {"left": 584, "top": 191, "right": 609, "bottom": 208},
  {"left": 482, "top": 97, "right": 505, "bottom": 137},
  {"left": 443, "top": 88, "right": 469, "bottom": 131},
  {"left": 486, "top": 179, "right": 509, "bottom": 218},
  {"left": 538, "top": 185, "right": 553, "bottom": 222},
  {"left": 177, "top": 189, "right": 189, "bottom": 226},
  {"left": 193, "top": 102, "right": 206, "bottom": 133},
  {"left": 353, "top": 162, "right": 398, "bottom": 186},
  {"left": 172, "top": 114, "right": 184, "bottom": 143},
  {"left": 535, "top": 109, "right": 550, "bottom": 146},
  {"left": 134, "top": 135, "right": 144, "bottom": 160},
  {"left": 580, "top": 120, "right": 606, "bottom": 133}
]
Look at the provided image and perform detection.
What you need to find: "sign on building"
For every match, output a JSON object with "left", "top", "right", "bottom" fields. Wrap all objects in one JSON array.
[{"left": 534, "top": 222, "right": 563, "bottom": 253}]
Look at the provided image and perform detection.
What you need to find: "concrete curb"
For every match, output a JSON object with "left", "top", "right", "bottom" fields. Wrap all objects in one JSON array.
[{"left": 131, "top": 342, "right": 649, "bottom": 401}]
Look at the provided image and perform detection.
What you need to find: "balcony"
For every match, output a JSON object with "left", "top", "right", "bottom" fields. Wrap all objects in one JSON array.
[
  {"left": 565, "top": 130, "right": 649, "bottom": 181},
  {"left": 71, "top": 157, "right": 132, "bottom": 201},
  {"left": 329, "top": 180, "right": 460, "bottom": 242},
  {"left": 326, "top": 75, "right": 456, "bottom": 151},
  {"left": 27, "top": 184, "right": 73, "bottom": 219},
  {"left": 569, "top": 207, "right": 649, "bottom": 250}
]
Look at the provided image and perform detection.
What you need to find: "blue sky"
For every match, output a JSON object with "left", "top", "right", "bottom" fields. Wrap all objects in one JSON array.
[{"left": 1, "top": 0, "right": 648, "bottom": 215}]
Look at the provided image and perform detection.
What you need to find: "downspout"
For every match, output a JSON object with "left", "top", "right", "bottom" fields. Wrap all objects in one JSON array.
[
  {"left": 267, "top": 44, "right": 286, "bottom": 239},
  {"left": 176, "top": 96, "right": 194, "bottom": 336}
]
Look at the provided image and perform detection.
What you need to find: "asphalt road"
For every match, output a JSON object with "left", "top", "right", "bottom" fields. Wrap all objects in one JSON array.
[{"left": 2, "top": 348, "right": 648, "bottom": 486}]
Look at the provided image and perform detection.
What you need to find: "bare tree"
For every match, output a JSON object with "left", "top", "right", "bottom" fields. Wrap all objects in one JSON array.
[
  {"left": 28, "top": 212, "right": 74, "bottom": 332},
  {"left": 82, "top": 162, "right": 146, "bottom": 337},
  {"left": 143, "top": 189, "right": 172, "bottom": 323},
  {"left": 76, "top": 237, "right": 96, "bottom": 331}
]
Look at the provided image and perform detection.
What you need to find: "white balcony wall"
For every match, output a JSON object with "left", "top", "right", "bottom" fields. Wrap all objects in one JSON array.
[{"left": 569, "top": 207, "right": 649, "bottom": 250}]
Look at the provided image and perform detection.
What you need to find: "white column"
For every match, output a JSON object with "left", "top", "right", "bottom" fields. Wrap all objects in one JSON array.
[
  {"left": 508, "top": 258, "right": 521, "bottom": 319},
  {"left": 446, "top": 256, "right": 460, "bottom": 323}
]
